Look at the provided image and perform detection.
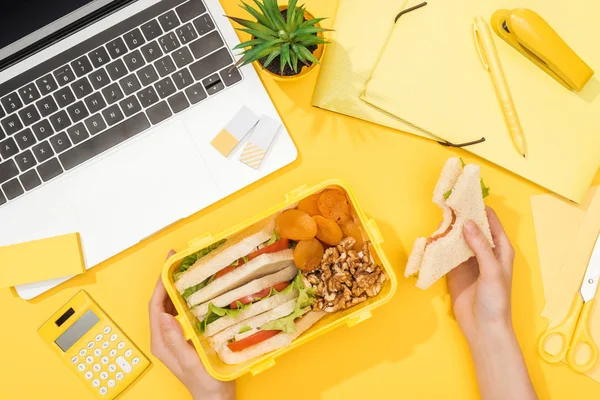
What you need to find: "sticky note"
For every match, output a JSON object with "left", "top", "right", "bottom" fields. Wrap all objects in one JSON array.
[
  {"left": 210, "top": 106, "right": 259, "bottom": 157},
  {"left": 239, "top": 115, "right": 281, "bottom": 169},
  {"left": 0, "top": 233, "right": 86, "bottom": 288}
]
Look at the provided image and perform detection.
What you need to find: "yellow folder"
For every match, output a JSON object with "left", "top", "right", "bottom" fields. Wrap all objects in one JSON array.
[
  {"left": 362, "top": 0, "right": 600, "bottom": 203},
  {"left": 312, "top": 0, "right": 438, "bottom": 141},
  {"left": 0, "top": 233, "right": 86, "bottom": 288}
]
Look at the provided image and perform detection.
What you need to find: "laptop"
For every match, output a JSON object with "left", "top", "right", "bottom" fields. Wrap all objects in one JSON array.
[{"left": 0, "top": 0, "right": 298, "bottom": 300}]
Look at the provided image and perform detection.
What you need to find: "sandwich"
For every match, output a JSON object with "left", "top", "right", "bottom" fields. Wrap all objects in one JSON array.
[
  {"left": 174, "top": 215, "right": 294, "bottom": 307},
  {"left": 405, "top": 158, "right": 494, "bottom": 289}
]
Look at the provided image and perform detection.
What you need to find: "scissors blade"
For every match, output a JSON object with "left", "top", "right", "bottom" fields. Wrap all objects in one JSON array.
[{"left": 581, "top": 233, "right": 600, "bottom": 302}]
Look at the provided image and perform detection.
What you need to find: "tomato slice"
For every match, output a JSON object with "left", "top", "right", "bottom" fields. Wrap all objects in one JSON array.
[
  {"left": 214, "top": 257, "right": 247, "bottom": 280},
  {"left": 230, "top": 281, "right": 291, "bottom": 309},
  {"left": 247, "top": 239, "right": 289, "bottom": 261},
  {"left": 227, "top": 329, "right": 280, "bottom": 352}
]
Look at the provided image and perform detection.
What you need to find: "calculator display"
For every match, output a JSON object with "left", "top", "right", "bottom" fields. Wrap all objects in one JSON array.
[{"left": 55, "top": 310, "right": 100, "bottom": 352}]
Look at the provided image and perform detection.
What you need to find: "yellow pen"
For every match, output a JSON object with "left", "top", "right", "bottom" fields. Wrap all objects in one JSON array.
[{"left": 473, "top": 16, "right": 527, "bottom": 158}]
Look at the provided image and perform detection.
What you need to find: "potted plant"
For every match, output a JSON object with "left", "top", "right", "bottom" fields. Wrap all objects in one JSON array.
[{"left": 226, "top": 0, "right": 330, "bottom": 80}]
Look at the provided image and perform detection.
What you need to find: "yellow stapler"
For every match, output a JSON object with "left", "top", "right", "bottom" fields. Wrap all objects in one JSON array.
[{"left": 490, "top": 8, "right": 594, "bottom": 91}]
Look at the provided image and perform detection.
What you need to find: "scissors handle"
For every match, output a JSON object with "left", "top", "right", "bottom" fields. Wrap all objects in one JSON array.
[
  {"left": 538, "top": 294, "right": 584, "bottom": 363},
  {"left": 566, "top": 298, "right": 598, "bottom": 373}
]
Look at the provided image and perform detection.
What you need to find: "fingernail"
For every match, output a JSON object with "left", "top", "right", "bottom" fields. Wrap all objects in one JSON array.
[{"left": 464, "top": 220, "right": 477, "bottom": 235}]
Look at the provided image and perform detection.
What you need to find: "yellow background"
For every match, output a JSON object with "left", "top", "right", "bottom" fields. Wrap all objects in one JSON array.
[{"left": 1, "top": 0, "right": 600, "bottom": 398}]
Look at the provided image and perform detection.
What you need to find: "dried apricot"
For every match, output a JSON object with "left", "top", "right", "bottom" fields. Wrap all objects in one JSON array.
[
  {"left": 317, "top": 189, "right": 350, "bottom": 222},
  {"left": 339, "top": 219, "right": 364, "bottom": 250},
  {"left": 297, "top": 193, "right": 321, "bottom": 216},
  {"left": 275, "top": 209, "right": 317, "bottom": 241},
  {"left": 313, "top": 215, "right": 343, "bottom": 246},
  {"left": 293, "top": 239, "right": 324, "bottom": 272}
]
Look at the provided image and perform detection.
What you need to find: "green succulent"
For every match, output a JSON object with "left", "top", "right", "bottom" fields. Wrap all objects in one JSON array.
[{"left": 227, "top": 0, "right": 330, "bottom": 75}]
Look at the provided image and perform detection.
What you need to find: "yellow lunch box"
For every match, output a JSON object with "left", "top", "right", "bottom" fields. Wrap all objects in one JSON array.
[{"left": 161, "top": 179, "right": 397, "bottom": 381}]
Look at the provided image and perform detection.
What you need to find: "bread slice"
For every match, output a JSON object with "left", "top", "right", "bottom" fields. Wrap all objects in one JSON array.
[
  {"left": 175, "top": 215, "right": 276, "bottom": 293},
  {"left": 214, "top": 311, "right": 326, "bottom": 365},
  {"left": 185, "top": 249, "right": 294, "bottom": 307},
  {"left": 201, "top": 290, "right": 299, "bottom": 337},
  {"left": 191, "top": 265, "right": 298, "bottom": 319}
]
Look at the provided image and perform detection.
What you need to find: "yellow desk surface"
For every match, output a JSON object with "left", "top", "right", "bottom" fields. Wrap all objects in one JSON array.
[{"left": 2, "top": 1, "right": 600, "bottom": 399}]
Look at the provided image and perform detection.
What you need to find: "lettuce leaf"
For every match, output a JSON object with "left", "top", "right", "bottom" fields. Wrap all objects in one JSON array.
[
  {"left": 176, "top": 239, "right": 227, "bottom": 277},
  {"left": 182, "top": 274, "right": 216, "bottom": 299},
  {"left": 265, "top": 231, "right": 280, "bottom": 246},
  {"left": 239, "top": 326, "right": 252, "bottom": 334},
  {"left": 198, "top": 301, "right": 249, "bottom": 333}
]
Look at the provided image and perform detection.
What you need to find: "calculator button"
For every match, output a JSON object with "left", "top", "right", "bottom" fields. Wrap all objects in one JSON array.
[
  {"left": 110, "top": 334, "right": 118, "bottom": 341},
  {"left": 132, "top": 357, "right": 140, "bottom": 366},
  {"left": 102, "top": 356, "right": 109, "bottom": 365},
  {"left": 109, "top": 349, "right": 117, "bottom": 357},
  {"left": 94, "top": 349, "right": 102, "bottom": 357},
  {"left": 117, "top": 342, "right": 125, "bottom": 349},
  {"left": 124, "top": 349, "right": 132, "bottom": 358},
  {"left": 85, "top": 371, "right": 93, "bottom": 380},
  {"left": 116, "top": 356, "right": 132, "bottom": 373},
  {"left": 77, "top": 363, "right": 85, "bottom": 372},
  {"left": 109, "top": 364, "right": 117, "bottom": 373},
  {"left": 116, "top": 372, "right": 124, "bottom": 381},
  {"left": 95, "top": 334, "right": 103, "bottom": 342},
  {"left": 93, "top": 364, "right": 101, "bottom": 372},
  {"left": 100, "top": 387, "right": 108, "bottom": 395},
  {"left": 71, "top": 356, "right": 79, "bottom": 364},
  {"left": 100, "top": 371, "right": 108, "bottom": 380},
  {"left": 86, "top": 356, "right": 94, "bottom": 364},
  {"left": 102, "top": 341, "right": 110, "bottom": 349},
  {"left": 103, "top": 326, "right": 112, "bottom": 334},
  {"left": 79, "top": 349, "right": 87, "bottom": 357},
  {"left": 92, "top": 379, "right": 100, "bottom": 388},
  {"left": 108, "top": 379, "right": 116, "bottom": 388},
  {"left": 87, "top": 341, "right": 95, "bottom": 349}
]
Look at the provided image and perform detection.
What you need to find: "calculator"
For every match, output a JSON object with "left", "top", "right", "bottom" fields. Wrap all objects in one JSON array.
[{"left": 38, "top": 290, "right": 150, "bottom": 399}]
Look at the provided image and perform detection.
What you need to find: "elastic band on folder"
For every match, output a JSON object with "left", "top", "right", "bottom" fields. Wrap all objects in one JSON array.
[
  {"left": 395, "top": 2, "right": 428, "bottom": 23},
  {"left": 438, "top": 137, "right": 486, "bottom": 148}
]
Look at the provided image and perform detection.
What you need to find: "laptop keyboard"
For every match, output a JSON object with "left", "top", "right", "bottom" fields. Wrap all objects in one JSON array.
[{"left": 0, "top": 0, "right": 243, "bottom": 206}]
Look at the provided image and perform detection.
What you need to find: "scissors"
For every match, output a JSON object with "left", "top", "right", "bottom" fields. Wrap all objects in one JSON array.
[{"left": 538, "top": 233, "right": 600, "bottom": 373}]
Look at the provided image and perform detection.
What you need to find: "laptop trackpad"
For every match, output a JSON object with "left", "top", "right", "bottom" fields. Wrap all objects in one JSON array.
[{"left": 68, "top": 119, "right": 221, "bottom": 266}]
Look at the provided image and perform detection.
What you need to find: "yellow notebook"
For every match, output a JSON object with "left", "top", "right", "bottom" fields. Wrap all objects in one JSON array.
[
  {"left": 312, "top": 0, "right": 438, "bottom": 141},
  {"left": 0, "top": 233, "right": 86, "bottom": 288},
  {"left": 363, "top": 0, "right": 600, "bottom": 203}
]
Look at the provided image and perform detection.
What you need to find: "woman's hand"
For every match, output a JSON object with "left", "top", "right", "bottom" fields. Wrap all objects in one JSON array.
[{"left": 149, "top": 251, "right": 235, "bottom": 400}]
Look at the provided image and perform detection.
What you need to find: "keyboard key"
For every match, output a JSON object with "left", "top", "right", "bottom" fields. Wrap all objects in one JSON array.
[
  {"left": 140, "top": 41, "right": 163, "bottom": 63},
  {"left": 141, "top": 19, "right": 163, "bottom": 41},
  {"left": 15, "top": 128, "right": 36, "bottom": 150},
  {"left": 15, "top": 149, "right": 36, "bottom": 172},
  {"left": 2, "top": 178, "right": 23, "bottom": 200},
  {"left": 0, "top": 190, "right": 5, "bottom": 205},
  {"left": 67, "top": 123, "right": 90, "bottom": 145},
  {"left": 88, "top": 47, "right": 111, "bottom": 68},
  {"left": 32, "top": 141, "right": 54, "bottom": 163},
  {"left": 54, "top": 65, "right": 76, "bottom": 86},
  {"left": 1, "top": 93, "right": 23, "bottom": 113},
  {"left": 202, "top": 74, "right": 224, "bottom": 95},
  {"left": 146, "top": 101, "right": 172, "bottom": 124},
  {"left": 0, "top": 159, "right": 19, "bottom": 184},
  {"left": 102, "top": 104, "right": 124, "bottom": 126},
  {"left": 137, "top": 87, "right": 159, "bottom": 107},
  {"left": 220, "top": 66, "right": 242, "bottom": 86},
  {"left": 84, "top": 114, "right": 107, "bottom": 135},
  {"left": 1, "top": 114, "right": 23, "bottom": 135},
  {"left": 106, "top": 59, "right": 128, "bottom": 81},
  {"left": 60, "top": 113, "right": 150, "bottom": 170},
  {"left": 20, "top": 169, "right": 41, "bottom": 191},
  {"left": 0, "top": 126, "right": 4, "bottom": 141},
  {"left": 167, "top": 92, "right": 189, "bottom": 114},
  {"left": 37, "top": 158, "right": 63, "bottom": 181},
  {"left": 124, "top": 28, "right": 146, "bottom": 50},
  {"left": 32, "top": 120, "right": 54, "bottom": 141},
  {"left": 0, "top": 107, "right": 4, "bottom": 120},
  {"left": 189, "top": 48, "right": 232, "bottom": 81},
  {"left": 106, "top": 37, "right": 128, "bottom": 59},
  {"left": 158, "top": 32, "right": 180, "bottom": 53},
  {"left": 0, "top": 137, "right": 19, "bottom": 159},
  {"left": 71, "top": 77, "right": 94, "bottom": 99},
  {"left": 119, "top": 74, "right": 141, "bottom": 96},
  {"left": 176, "top": 23, "right": 198, "bottom": 45},
  {"left": 193, "top": 14, "right": 215, "bottom": 36},
  {"left": 124, "top": 50, "right": 144, "bottom": 72},
  {"left": 154, "top": 56, "right": 176, "bottom": 77},
  {"left": 154, "top": 77, "right": 176, "bottom": 98},
  {"left": 158, "top": 10, "right": 180, "bottom": 32},
  {"left": 19, "top": 83, "right": 41, "bottom": 105},
  {"left": 89, "top": 68, "right": 111, "bottom": 90},
  {"left": 176, "top": 0, "right": 206, "bottom": 23},
  {"left": 36, "top": 74, "right": 58, "bottom": 96},
  {"left": 189, "top": 31, "right": 223, "bottom": 60},
  {"left": 184, "top": 82, "right": 207, "bottom": 104},
  {"left": 36, "top": 96, "right": 59, "bottom": 117},
  {"left": 54, "top": 86, "right": 76, "bottom": 108},
  {"left": 119, "top": 95, "right": 142, "bottom": 117},
  {"left": 84, "top": 92, "right": 107, "bottom": 114},
  {"left": 71, "top": 56, "right": 93, "bottom": 77},
  {"left": 171, "top": 68, "right": 194, "bottom": 90},
  {"left": 102, "top": 83, "right": 124, "bottom": 105},
  {"left": 137, "top": 65, "right": 159, "bottom": 86},
  {"left": 67, "top": 101, "right": 89, "bottom": 123},
  {"left": 49, "top": 110, "right": 71, "bottom": 131},
  {"left": 172, "top": 47, "right": 194, "bottom": 68},
  {"left": 50, "top": 132, "right": 72, "bottom": 153},
  {"left": 18, "top": 105, "right": 40, "bottom": 126}
]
